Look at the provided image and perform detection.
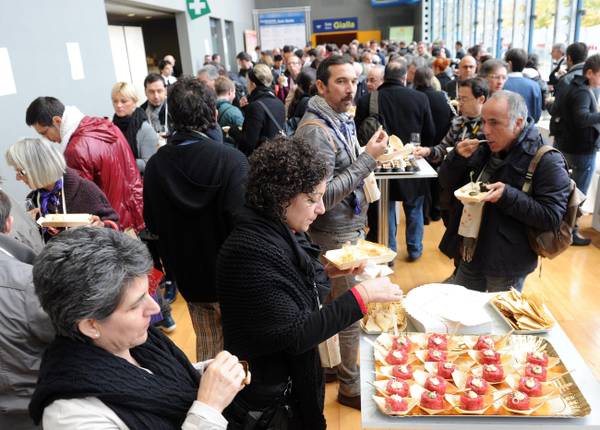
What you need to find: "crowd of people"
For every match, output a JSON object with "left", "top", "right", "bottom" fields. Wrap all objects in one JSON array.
[{"left": 0, "top": 36, "right": 597, "bottom": 430}]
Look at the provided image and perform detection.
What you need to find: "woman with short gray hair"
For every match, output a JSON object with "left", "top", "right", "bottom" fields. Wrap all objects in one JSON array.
[
  {"left": 29, "top": 227, "right": 250, "bottom": 429},
  {"left": 6, "top": 138, "right": 118, "bottom": 240}
]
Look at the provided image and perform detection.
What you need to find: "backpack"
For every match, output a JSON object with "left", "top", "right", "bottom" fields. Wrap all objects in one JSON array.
[
  {"left": 357, "top": 91, "right": 384, "bottom": 146},
  {"left": 522, "top": 145, "right": 585, "bottom": 259},
  {"left": 257, "top": 100, "right": 286, "bottom": 138}
]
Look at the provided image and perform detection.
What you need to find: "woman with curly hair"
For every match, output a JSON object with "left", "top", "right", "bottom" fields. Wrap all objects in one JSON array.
[{"left": 216, "top": 136, "right": 401, "bottom": 430}]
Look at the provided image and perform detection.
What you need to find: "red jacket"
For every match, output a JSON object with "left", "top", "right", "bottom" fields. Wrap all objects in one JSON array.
[{"left": 64, "top": 116, "right": 145, "bottom": 232}]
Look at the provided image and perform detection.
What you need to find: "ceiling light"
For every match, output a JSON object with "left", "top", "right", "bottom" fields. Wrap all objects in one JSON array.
[
  {"left": 127, "top": 13, "right": 136, "bottom": 17},
  {"left": 145, "top": 16, "right": 152, "bottom": 19}
]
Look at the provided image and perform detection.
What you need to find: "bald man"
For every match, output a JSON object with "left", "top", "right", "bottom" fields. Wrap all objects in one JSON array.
[
  {"left": 445, "top": 55, "right": 477, "bottom": 99},
  {"left": 367, "top": 65, "right": 385, "bottom": 93}
]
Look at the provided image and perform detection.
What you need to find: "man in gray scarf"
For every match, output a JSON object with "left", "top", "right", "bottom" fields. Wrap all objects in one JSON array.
[{"left": 295, "top": 55, "right": 388, "bottom": 410}]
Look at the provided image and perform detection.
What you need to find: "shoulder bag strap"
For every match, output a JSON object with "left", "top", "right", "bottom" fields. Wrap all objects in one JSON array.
[
  {"left": 369, "top": 90, "right": 379, "bottom": 116},
  {"left": 296, "top": 119, "right": 336, "bottom": 152},
  {"left": 257, "top": 100, "right": 283, "bottom": 132},
  {"left": 522, "top": 145, "right": 559, "bottom": 194}
]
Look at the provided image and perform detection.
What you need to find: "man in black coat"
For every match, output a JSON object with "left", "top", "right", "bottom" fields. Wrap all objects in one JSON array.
[
  {"left": 356, "top": 61, "right": 435, "bottom": 261},
  {"left": 444, "top": 55, "right": 477, "bottom": 100},
  {"left": 143, "top": 77, "right": 248, "bottom": 361},
  {"left": 438, "top": 91, "right": 570, "bottom": 292},
  {"left": 553, "top": 54, "right": 600, "bottom": 245}
]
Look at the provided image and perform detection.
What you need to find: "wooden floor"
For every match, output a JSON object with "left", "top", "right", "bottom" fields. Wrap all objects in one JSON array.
[{"left": 168, "top": 214, "right": 600, "bottom": 430}]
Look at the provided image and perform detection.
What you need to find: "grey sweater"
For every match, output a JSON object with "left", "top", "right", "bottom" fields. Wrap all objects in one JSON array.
[{"left": 295, "top": 111, "right": 376, "bottom": 234}]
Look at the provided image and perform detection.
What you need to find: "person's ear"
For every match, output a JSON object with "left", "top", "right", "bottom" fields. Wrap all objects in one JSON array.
[
  {"left": 316, "top": 79, "right": 326, "bottom": 95},
  {"left": 3, "top": 215, "right": 13, "bottom": 234},
  {"left": 78, "top": 319, "right": 101, "bottom": 340},
  {"left": 477, "top": 95, "right": 486, "bottom": 104},
  {"left": 515, "top": 116, "right": 525, "bottom": 130},
  {"left": 52, "top": 116, "right": 62, "bottom": 128}
]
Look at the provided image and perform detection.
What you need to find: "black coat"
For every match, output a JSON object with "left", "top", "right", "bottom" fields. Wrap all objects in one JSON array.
[
  {"left": 231, "top": 86, "right": 285, "bottom": 156},
  {"left": 143, "top": 131, "right": 248, "bottom": 303},
  {"left": 554, "top": 75, "right": 600, "bottom": 155},
  {"left": 445, "top": 79, "right": 458, "bottom": 100},
  {"left": 355, "top": 81, "right": 435, "bottom": 201},
  {"left": 438, "top": 121, "right": 570, "bottom": 277},
  {"left": 217, "top": 207, "right": 362, "bottom": 429},
  {"left": 417, "top": 87, "right": 455, "bottom": 147}
]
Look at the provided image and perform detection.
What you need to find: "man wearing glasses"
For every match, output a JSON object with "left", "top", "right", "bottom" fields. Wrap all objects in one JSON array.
[{"left": 479, "top": 59, "right": 508, "bottom": 95}]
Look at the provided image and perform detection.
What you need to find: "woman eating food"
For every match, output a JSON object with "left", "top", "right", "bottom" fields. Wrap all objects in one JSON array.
[{"left": 29, "top": 227, "right": 250, "bottom": 429}]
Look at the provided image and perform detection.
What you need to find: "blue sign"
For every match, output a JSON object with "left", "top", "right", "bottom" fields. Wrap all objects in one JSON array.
[
  {"left": 371, "top": 0, "right": 419, "bottom": 6},
  {"left": 258, "top": 11, "right": 305, "bottom": 26},
  {"left": 313, "top": 17, "right": 358, "bottom": 33}
]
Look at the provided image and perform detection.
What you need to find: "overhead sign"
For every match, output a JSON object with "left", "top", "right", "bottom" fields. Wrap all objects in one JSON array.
[
  {"left": 187, "top": 0, "right": 211, "bottom": 20},
  {"left": 371, "top": 0, "right": 419, "bottom": 6},
  {"left": 257, "top": 10, "right": 308, "bottom": 51},
  {"left": 313, "top": 17, "right": 358, "bottom": 34}
]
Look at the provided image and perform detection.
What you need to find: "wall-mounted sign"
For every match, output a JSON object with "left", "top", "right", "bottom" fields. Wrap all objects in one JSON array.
[
  {"left": 187, "top": 0, "right": 211, "bottom": 20},
  {"left": 256, "top": 10, "right": 308, "bottom": 51},
  {"left": 371, "top": 0, "right": 419, "bottom": 6},
  {"left": 313, "top": 17, "right": 358, "bottom": 34}
]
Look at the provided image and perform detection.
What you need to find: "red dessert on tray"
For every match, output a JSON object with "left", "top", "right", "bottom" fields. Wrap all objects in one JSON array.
[
  {"left": 427, "top": 334, "right": 448, "bottom": 350},
  {"left": 460, "top": 389, "right": 485, "bottom": 411},
  {"left": 526, "top": 351, "right": 549, "bottom": 367},
  {"left": 426, "top": 349, "right": 447, "bottom": 362},
  {"left": 482, "top": 364, "right": 505, "bottom": 383},
  {"left": 385, "top": 394, "right": 408, "bottom": 412},
  {"left": 474, "top": 335, "right": 495, "bottom": 351},
  {"left": 391, "top": 335, "right": 412, "bottom": 353},
  {"left": 420, "top": 390, "right": 444, "bottom": 410},
  {"left": 386, "top": 379, "right": 409, "bottom": 397},
  {"left": 479, "top": 348, "right": 501, "bottom": 365},
  {"left": 518, "top": 376, "right": 543, "bottom": 397},
  {"left": 386, "top": 349, "right": 408, "bottom": 365},
  {"left": 437, "top": 361, "right": 456, "bottom": 380},
  {"left": 525, "top": 363, "right": 547, "bottom": 381},
  {"left": 466, "top": 375, "right": 489, "bottom": 395},
  {"left": 424, "top": 376, "right": 447, "bottom": 395},
  {"left": 392, "top": 364, "right": 413, "bottom": 380},
  {"left": 506, "top": 391, "right": 531, "bottom": 411}
]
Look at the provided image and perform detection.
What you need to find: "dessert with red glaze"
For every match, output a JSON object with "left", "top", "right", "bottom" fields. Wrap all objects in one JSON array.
[
  {"left": 482, "top": 364, "right": 505, "bottom": 383},
  {"left": 474, "top": 335, "right": 495, "bottom": 351},
  {"left": 427, "top": 334, "right": 448, "bottom": 350},
  {"left": 525, "top": 364, "right": 547, "bottom": 381},
  {"left": 426, "top": 349, "right": 447, "bottom": 362},
  {"left": 386, "top": 349, "right": 408, "bottom": 365},
  {"left": 479, "top": 348, "right": 501, "bottom": 365},
  {"left": 437, "top": 361, "right": 456, "bottom": 379},
  {"left": 424, "top": 376, "right": 447, "bottom": 395},
  {"left": 518, "top": 376, "right": 543, "bottom": 397},
  {"left": 385, "top": 394, "right": 408, "bottom": 412},
  {"left": 420, "top": 390, "right": 444, "bottom": 410},
  {"left": 392, "top": 364, "right": 413, "bottom": 380},
  {"left": 386, "top": 379, "right": 409, "bottom": 397},
  {"left": 460, "top": 389, "right": 484, "bottom": 411},
  {"left": 526, "top": 351, "right": 549, "bottom": 367},
  {"left": 392, "top": 335, "right": 412, "bottom": 353},
  {"left": 466, "top": 375, "right": 489, "bottom": 395},
  {"left": 506, "top": 391, "right": 531, "bottom": 411}
]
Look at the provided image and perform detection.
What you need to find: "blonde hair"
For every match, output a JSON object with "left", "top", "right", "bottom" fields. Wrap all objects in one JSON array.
[
  {"left": 252, "top": 64, "right": 273, "bottom": 87},
  {"left": 6, "top": 138, "right": 66, "bottom": 189},
  {"left": 111, "top": 81, "right": 139, "bottom": 103}
]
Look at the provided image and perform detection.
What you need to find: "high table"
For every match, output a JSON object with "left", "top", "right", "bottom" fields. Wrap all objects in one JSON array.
[
  {"left": 360, "top": 304, "right": 600, "bottom": 429},
  {"left": 375, "top": 158, "right": 438, "bottom": 246}
]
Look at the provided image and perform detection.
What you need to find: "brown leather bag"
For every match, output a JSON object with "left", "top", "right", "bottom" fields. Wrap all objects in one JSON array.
[{"left": 522, "top": 145, "right": 585, "bottom": 259}]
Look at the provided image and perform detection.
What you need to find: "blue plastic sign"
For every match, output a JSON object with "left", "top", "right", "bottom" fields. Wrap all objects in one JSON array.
[
  {"left": 313, "top": 17, "right": 359, "bottom": 34},
  {"left": 258, "top": 11, "right": 306, "bottom": 26}
]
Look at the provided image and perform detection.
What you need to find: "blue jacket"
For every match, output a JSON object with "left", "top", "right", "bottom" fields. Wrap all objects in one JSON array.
[
  {"left": 504, "top": 75, "right": 542, "bottom": 122},
  {"left": 438, "top": 120, "right": 570, "bottom": 276}
]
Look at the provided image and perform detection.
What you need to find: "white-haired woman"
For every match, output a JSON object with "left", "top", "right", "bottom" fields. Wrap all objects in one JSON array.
[
  {"left": 111, "top": 82, "right": 159, "bottom": 174},
  {"left": 6, "top": 138, "right": 118, "bottom": 240}
]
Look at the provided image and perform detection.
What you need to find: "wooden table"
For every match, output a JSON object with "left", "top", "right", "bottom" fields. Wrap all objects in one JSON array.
[
  {"left": 375, "top": 157, "right": 438, "bottom": 247},
  {"left": 359, "top": 304, "right": 600, "bottom": 429}
]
